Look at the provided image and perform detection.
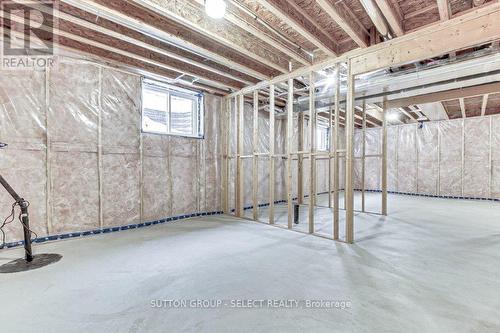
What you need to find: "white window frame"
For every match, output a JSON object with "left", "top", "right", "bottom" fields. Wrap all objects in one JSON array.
[
  {"left": 316, "top": 123, "right": 330, "bottom": 151},
  {"left": 141, "top": 78, "right": 204, "bottom": 139}
]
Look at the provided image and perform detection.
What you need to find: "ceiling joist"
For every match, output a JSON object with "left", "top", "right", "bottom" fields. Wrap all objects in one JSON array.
[
  {"left": 314, "top": 0, "right": 370, "bottom": 47},
  {"left": 255, "top": 0, "right": 338, "bottom": 56},
  {"left": 128, "top": 0, "right": 290, "bottom": 73},
  {"left": 373, "top": 0, "right": 404, "bottom": 36},
  {"left": 62, "top": 0, "right": 272, "bottom": 81}
]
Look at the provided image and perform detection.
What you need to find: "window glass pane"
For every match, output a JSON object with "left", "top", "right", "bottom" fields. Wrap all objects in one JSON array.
[
  {"left": 143, "top": 88, "right": 167, "bottom": 111},
  {"left": 317, "top": 126, "right": 328, "bottom": 151},
  {"left": 170, "top": 94, "right": 194, "bottom": 135},
  {"left": 141, "top": 79, "right": 203, "bottom": 138},
  {"left": 142, "top": 88, "right": 168, "bottom": 134}
]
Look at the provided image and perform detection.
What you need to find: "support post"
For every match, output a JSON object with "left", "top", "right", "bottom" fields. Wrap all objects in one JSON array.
[
  {"left": 381, "top": 100, "right": 388, "bottom": 216},
  {"left": 345, "top": 61, "right": 355, "bottom": 243},
  {"left": 269, "top": 85, "right": 275, "bottom": 224},
  {"left": 308, "top": 72, "right": 316, "bottom": 234},
  {"left": 287, "top": 79, "right": 294, "bottom": 229},
  {"left": 252, "top": 90, "right": 259, "bottom": 220}
]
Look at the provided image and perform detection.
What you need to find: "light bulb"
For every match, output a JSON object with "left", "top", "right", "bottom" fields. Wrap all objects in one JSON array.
[
  {"left": 205, "top": 0, "right": 226, "bottom": 19},
  {"left": 386, "top": 112, "right": 399, "bottom": 122}
]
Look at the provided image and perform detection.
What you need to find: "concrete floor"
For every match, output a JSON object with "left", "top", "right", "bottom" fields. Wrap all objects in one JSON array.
[{"left": 1, "top": 194, "right": 500, "bottom": 332}]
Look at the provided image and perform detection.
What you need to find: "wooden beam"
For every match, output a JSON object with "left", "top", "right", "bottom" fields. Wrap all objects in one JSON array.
[
  {"left": 129, "top": 0, "right": 289, "bottom": 73},
  {"left": 351, "top": 3, "right": 500, "bottom": 75},
  {"left": 256, "top": 0, "right": 337, "bottom": 56},
  {"left": 387, "top": 82, "right": 500, "bottom": 109},
  {"left": 62, "top": 0, "right": 271, "bottom": 80},
  {"left": 229, "top": 3, "right": 500, "bottom": 97},
  {"left": 315, "top": 0, "right": 369, "bottom": 47},
  {"left": 373, "top": 0, "right": 404, "bottom": 36},
  {"left": 437, "top": 0, "right": 451, "bottom": 20},
  {"left": 459, "top": 98, "right": 466, "bottom": 118},
  {"left": 358, "top": 0, "right": 389, "bottom": 36}
]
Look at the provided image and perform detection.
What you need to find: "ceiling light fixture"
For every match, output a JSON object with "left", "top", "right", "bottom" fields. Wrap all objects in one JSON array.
[
  {"left": 205, "top": 0, "right": 226, "bottom": 19},
  {"left": 386, "top": 112, "right": 399, "bottom": 122}
]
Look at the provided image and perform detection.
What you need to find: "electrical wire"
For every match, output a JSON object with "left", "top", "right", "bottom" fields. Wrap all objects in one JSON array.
[
  {"left": 0, "top": 202, "right": 17, "bottom": 249},
  {"left": 0, "top": 200, "right": 38, "bottom": 249}
]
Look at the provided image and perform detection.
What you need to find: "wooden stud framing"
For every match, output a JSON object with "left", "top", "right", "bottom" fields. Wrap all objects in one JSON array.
[
  {"left": 308, "top": 73, "right": 316, "bottom": 234},
  {"left": 236, "top": 95, "right": 245, "bottom": 217},
  {"left": 287, "top": 79, "right": 294, "bottom": 229},
  {"left": 345, "top": 62, "right": 355, "bottom": 243},
  {"left": 489, "top": 116, "right": 493, "bottom": 198},
  {"left": 297, "top": 112, "right": 304, "bottom": 204},
  {"left": 333, "top": 64, "right": 341, "bottom": 239},
  {"left": 361, "top": 100, "right": 367, "bottom": 212},
  {"left": 45, "top": 67, "right": 52, "bottom": 234},
  {"left": 381, "top": 100, "right": 388, "bottom": 216},
  {"left": 269, "top": 85, "right": 275, "bottom": 224},
  {"left": 461, "top": 118, "right": 465, "bottom": 197},
  {"left": 252, "top": 91, "right": 259, "bottom": 220},
  {"left": 222, "top": 98, "right": 230, "bottom": 214},
  {"left": 97, "top": 67, "right": 104, "bottom": 228}
]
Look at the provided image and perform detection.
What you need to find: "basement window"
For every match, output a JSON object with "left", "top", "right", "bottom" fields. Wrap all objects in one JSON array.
[
  {"left": 316, "top": 125, "right": 330, "bottom": 151},
  {"left": 141, "top": 79, "right": 204, "bottom": 138}
]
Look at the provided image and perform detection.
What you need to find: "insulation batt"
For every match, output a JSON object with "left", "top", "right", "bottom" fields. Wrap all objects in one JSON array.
[{"left": 0, "top": 55, "right": 222, "bottom": 243}]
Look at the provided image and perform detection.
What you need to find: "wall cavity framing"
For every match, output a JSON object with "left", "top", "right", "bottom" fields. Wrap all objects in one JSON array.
[{"left": 222, "top": 4, "right": 500, "bottom": 243}]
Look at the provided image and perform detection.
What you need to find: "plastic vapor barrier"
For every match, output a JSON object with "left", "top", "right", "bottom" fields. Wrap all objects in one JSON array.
[
  {"left": 353, "top": 116, "right": 500, "bottom": 199},
  {"left": 0, "top": 55, "right": 222, "bottom": 244}
]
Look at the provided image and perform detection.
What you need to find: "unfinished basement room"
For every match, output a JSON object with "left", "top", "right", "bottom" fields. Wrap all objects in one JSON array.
[{"left": 1, "top": 0, "right": 500, "bottom": 332}]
